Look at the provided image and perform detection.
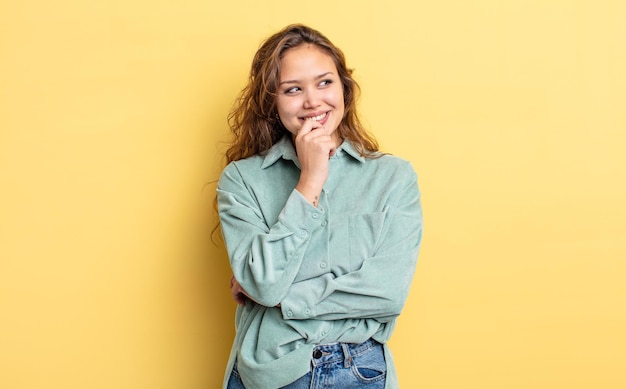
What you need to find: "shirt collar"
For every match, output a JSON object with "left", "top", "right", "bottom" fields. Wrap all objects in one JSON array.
[{"left": 261, "top": 134, "right": 365, "bottom": 169}]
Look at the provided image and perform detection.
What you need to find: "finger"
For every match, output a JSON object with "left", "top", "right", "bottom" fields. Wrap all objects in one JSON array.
[
  {"left": 232, "top": 279, "right": 253, "bottom": 299},
  {"left": 232, "top": 286, "right": 246, "bottom": 305},
  {"left": 231, "top": 289, "right": 239, "bottom": 303},
  {"left": 235, "top": 293, "right": 247, "bottom": 306},
  {"left": 318, "top": 111, "right": 332, "bottom": 135},
  {"left": 297, "top": 118, "right": 318, "bottom": 137},
  {"left": 309, "top": 111, "right": 332, "bottom": 136},
  {"left": 231, "top": 280, "right": 241, "bottom": 299}
]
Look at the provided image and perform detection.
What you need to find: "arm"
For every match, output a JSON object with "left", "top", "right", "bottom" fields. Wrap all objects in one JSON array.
[
  {"left": 217, "top": 162, "right": 324, "bottom": 307},
  {"left": 280, "top": 167, "right": 423, "bottom": 321},
  {"left": 219, "top": 120, "right": 336, "bottom": 307}
]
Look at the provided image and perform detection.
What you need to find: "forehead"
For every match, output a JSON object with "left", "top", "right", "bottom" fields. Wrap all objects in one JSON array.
[{"left": 279, "top": 44, "right": 337, "bottom": 78}]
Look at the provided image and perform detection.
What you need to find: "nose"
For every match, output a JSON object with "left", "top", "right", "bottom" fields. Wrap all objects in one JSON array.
[{"left": 303, "top": 89, "right": 321, "bottom": 109}]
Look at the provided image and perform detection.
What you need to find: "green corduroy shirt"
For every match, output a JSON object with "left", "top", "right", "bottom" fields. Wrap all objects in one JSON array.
[{"left": 217, "top": 135, "right": 423, "bottom": 389}]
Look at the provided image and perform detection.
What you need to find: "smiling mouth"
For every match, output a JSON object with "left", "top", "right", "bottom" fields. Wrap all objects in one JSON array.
[{"left": 301, "top": 111, "right": 329, "bottom": 122}]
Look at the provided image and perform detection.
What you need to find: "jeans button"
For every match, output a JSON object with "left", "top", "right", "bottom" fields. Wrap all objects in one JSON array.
[{"left": 312, "top": 349, "right": 322, "bottom": 359}]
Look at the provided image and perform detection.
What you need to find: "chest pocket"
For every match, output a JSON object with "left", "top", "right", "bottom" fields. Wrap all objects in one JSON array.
[{"left": 348, "top": 212, "right": 386, "bottom": 271}]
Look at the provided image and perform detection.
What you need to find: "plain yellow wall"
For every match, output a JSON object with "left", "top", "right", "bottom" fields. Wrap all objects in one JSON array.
[{"left": 1, "top": 1, "right": 625, "bottom": 388}]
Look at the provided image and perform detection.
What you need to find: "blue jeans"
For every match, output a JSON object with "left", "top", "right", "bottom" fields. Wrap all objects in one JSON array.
[{"left": 227, "top": 338, "right": 387, "bottom": 388}]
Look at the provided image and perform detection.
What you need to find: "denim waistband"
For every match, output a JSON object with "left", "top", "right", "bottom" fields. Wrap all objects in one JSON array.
[{"left": 311, "top": 338, "right": 382, "bottom": 367}]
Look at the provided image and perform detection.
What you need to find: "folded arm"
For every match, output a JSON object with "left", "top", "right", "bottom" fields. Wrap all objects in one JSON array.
[
  {"left": 218, "top": 163, "right": 323, "bottom": 307},
  {"left": 280, "top": 168, "right": 423, "bottom": 322}
]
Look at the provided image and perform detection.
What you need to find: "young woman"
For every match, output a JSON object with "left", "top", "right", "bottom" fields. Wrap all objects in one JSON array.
[{"left": 217, "top": 24, "right": 423, "bottom": 389}]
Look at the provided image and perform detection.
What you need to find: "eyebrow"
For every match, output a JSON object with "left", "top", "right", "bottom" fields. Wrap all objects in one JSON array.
[{"left": 279, "top": 72, "right": 334, "bottom": 85}]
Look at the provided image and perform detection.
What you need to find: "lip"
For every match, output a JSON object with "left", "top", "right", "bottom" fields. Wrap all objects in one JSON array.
[{"left": 299, "top": 111, "right": 330, "bottom": 125}]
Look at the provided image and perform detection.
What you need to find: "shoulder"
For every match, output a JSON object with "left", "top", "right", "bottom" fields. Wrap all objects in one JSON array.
[
  {"left": 224, "top": 154, "right": 265, "bottom": 172},
  {"left": 218, "top": 154, "right": 265, "bottom": 187},
  {"left": 366, "top": 153, "right": 418, "bottom": 182},
  {"left": 219, "top": 135, "right": 296, "bottom": 182}
]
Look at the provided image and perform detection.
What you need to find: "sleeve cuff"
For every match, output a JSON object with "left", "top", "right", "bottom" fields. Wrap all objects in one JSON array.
[
  {"left": 281, "top": 274, "right": 331, "bottom": 320},
  {"left": 278, "top": 189, "right": 325, "bottom": 239}
]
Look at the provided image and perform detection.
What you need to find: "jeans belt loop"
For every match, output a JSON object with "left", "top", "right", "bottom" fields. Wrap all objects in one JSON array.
[{"left": 340, "top": 343, "right": 353, "bottom": 368}]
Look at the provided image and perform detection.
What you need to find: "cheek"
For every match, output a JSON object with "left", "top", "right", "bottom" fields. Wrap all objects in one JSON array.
[
  {"left": 276, "top": 101, "right": 300, "bottom": 134},
  {"left": 276, "top": 98, "right": 298, "bottom": 118},
  {"left": 333, "top": 94, "right": 345, "bottom": 118},
  {"left": 330, "top": 87, "right": 345, "bottom": 109}
]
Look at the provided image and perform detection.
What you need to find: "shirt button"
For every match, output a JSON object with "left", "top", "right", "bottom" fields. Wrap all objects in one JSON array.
[
  {"left": 299, "top": 230, "right": 307, "bottom": 237},
  {"left": 320, "top": 262, "right": 327, "bottom": 269},
  {"left": 305, "top": 308, "right": 311, "bottom": 314},
  {"left": 312, "top": 213, "right": 319, "bottom": 219},
  {"left": 287, "top": 310, "right": 293, "bottom": 317},
  {"left": 321, "top": 221, "right": 327, "bottom": 227}
]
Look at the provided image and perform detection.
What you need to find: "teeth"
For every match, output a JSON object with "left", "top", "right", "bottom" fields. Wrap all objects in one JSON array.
[{"left": 306, "top": 112, "right": 326, "bottom": 121}]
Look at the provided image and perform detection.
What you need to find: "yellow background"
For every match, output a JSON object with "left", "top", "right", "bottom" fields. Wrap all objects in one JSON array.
[{"left": 1, "top": 0, "right": 625, "bottom": 388}]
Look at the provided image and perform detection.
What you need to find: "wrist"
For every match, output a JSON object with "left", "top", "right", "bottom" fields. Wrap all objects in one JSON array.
[{"left": 295, "top": 179, "right": 323, "bottom": 207}]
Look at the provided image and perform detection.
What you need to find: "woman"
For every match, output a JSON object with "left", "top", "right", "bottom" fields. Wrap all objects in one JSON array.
[{"left": 217, "top": 24, "right": 423, "bottom": 389}]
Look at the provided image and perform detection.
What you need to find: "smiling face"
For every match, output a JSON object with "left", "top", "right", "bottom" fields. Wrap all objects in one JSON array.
[{"left": 276, "top": 44, "right": 345, "bottom": 143}]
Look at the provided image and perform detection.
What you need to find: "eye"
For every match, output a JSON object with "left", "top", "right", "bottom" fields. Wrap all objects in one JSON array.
[
  {"left": 319, "top": 79, "right": 333, "bottom": 87},
  {"left": 284, "top": 86, "right": 301, "bottom": 94}
]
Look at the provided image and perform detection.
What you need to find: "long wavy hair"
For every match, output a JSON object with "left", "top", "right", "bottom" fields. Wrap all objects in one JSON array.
[
  {"left": 224, "top": 24, "right": 379, "bottom": 164},
  {"left": 213, "top": 25, "right": 379, "bottom": 241}
]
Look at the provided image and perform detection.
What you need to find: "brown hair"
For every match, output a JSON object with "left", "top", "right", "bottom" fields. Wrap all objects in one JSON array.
[{"left": 224, "top": 23, "right": 379, "bottom": 163}]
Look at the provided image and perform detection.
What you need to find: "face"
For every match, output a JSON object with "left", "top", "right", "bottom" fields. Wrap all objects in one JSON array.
[{"left": 276, "top": 44, "right": 344, "bottom": 142}]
